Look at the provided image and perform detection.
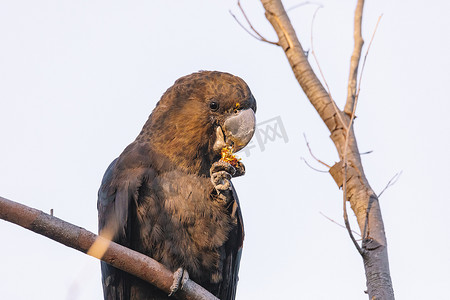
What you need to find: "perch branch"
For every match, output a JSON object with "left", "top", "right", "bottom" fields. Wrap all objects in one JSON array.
[{"left": 0, "top": 196, "right": 218, "bottom": 300}]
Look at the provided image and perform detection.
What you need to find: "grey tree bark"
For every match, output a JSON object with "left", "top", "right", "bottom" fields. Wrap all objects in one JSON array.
[{"left": 259, "top": 0, "right": 394, "bottom": 298}]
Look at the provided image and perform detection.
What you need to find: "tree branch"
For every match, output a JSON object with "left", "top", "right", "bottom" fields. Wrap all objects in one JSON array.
[
  {"left": 286, "top": 1, "right": 316, "bottom": 12},
  {"left": 378, "top": 171, "right": 402, "bottom": 198},
  {"left": 310, "top": 5, "right": 332, "bottom": 100},
  {"left": 229, "top": 0, "right": 279, "bottom": 46},
  {"left": 342, "top": 54, "right": 365, "bottom": 256},
  {"left": 344, "top": 0, "right": 365, "bottom": 116},
  {"left": 261, "top": 0, "right": 348, "bottom": 142},
  {"left": 303, "top": 133, "right": 331, "bottom": 169},
  {"left": 259, "top": 0, "right": 394, "bottom": 298},
  {"left": 300, "top": 157, "right": 329, "bottom": 173},
  {"left": 319, "top": 211, "right": 362, "bottom": 238},
  {"left": 0, "top": 196, "right": 218, "bottom": 300},
  {"left": 355, "top": 14, "right": 383, "bottom": 103}
]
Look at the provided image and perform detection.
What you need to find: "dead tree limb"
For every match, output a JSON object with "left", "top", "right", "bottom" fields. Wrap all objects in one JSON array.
[
  {"left": 0, "top": 196, "right": 218, "bottom": 300},
  {"left": 345, "top": 0, "right": 365, "bottom": 115},
  {"left": 258, "top": 0, "right": 394, "bottom": 298}
]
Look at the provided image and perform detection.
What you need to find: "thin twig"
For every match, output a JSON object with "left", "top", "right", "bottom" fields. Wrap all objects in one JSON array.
[
  {"left": 286, "top": 1, "right": 322, "bottom": 12},
  {"left": 360, "top": 150, "right": 373, "bottom": 155},
  {"left": 301, "top": 157, "right": 328, "bottom": 173},
  {"left": 320, "top": 211, "right": 361, "bottom": 237},
  {"left": 230, "top": 1, "right": 279, "bottom": 46},
  {"left": 303, "top": 133, "right": 331, "bottom": 168},
  {"left": 310, "top": 6, "right": 348, "bottom": 132},
  {"left": 378, "top": 171, "right": 402, "bottom": 198},
  {"left": 236, "top": 0, "right": 270, "bottom": 42},
  {"left": 230, "top": 11, "right": 267, "bottom": 42},
  {"left": 310, "top": 6, "right": 331, "bottom": 98},
  {"left": 354, "top": 14, "right": 383, "bottom": 100}
]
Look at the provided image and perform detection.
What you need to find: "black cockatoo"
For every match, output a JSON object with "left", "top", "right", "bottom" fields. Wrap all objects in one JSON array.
[{"left": 97, "top": 71, "right": 256, "bottom": 300}]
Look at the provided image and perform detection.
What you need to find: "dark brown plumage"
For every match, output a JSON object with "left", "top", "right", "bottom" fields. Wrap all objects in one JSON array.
[{"left": 97, "top": 71, "right": 256, "bottom": 300}]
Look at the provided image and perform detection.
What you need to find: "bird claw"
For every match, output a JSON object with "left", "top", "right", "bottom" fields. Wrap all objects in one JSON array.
[
  {"left": 168, "top": 267, "right": 189, "bottom": 297},
  {"left": 231, "top": 160, "right": 246, "bottom": 177},
  {"left": 210, "top": 160, "right": 245, "bottom": 204},
  {"left": 211, "top": 160, "right": 236, "bottom": 176},
  {"left": 211, "top": 161, "right": 234, "bottom": 188},
  {"left": 211, "top": 170, "right": 232, "bottom": 191}
]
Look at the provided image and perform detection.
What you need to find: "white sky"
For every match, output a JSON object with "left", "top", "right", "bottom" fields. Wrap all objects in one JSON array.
[{"left": 1, "top": 1, "right": 449, "bottom": 299}]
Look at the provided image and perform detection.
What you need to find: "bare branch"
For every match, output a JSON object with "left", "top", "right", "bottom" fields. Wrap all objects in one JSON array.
[
  {"left": 261, "top": 0, "right": 349, "bottom": 139},
  {"left": 310, "top": 6, "right": 331, "bottom": 98},
  {"left": 340, "top": 2, "right": 384, "bottom": 259},
  {"left": 339, "top": 0, "right": 367, "bottom": 255},
  {"left": 259, "top": 0, "right": 394, "bottom": 298},
  {"left": 355, "top": 14, "right": 383, "bottom": 100},
  {"left": 319, "top": 211, "right": 361, "bottom": 237},
  {"left": 360, "top": 150, "right": 373, "bottom": 155},
  {"left": 230, "top": 1, "right": 279, "bottom": 46},
  {"left": 286, "top": 1, "right": 314, "bottom": 12},
  {"left": 344, "top": 0, "right": 365, "bottom": 115},
  {"left": 309, "top": 6, "right": 348, "bottom": 132},
  {"left": 342, "top": 188, "right": 364, "bottom": 255},
  {"left": 378, "top": 171, "right": 402, "bottom": 198},
  {"left": 0, "top": 196, "right": 218, "bottom": 300},
  {"left": 300, "top": 157, "right": 329, "bottom": 173},
  {"left": 303, "top": 133, "right": 331, "bottom": 168},
  {"left": 341, "top": 53, "right": 365, "bottom": 256}
]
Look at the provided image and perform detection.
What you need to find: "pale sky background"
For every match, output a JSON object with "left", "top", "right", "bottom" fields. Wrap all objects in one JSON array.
[{"left": 1, "top": 1, "right": 449, "bottom": 299}]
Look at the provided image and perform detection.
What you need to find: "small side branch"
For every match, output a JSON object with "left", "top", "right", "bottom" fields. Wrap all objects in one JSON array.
[
  {"left": 378, "top": 171, "right": 402, "bottom": 198},
  {"left": 286, "top": 1, "right": 315, "bottom": 12},
  {"left": 310, "top": 6, "right": 348, "bottom": 132},
  {"left": 355, "top": 14, "right": 383, "bottom": 102},
  {"left": 303, "top": 133, "right": 331, "bottom": 169},
  {"left": 301, "top": 157, "right": 328, "bottom": 173},
  {"left": 230, "top": 0, "right": 279, "bottom": 45},
  {"left": 0, "top": 196, "right": 218, "bottom": 300},
  {"left": 319, "top": 211, "right": 361, "bottom": 237},
  {"left": 310, "top": 6, "right": 331, "bottom": 98}
]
